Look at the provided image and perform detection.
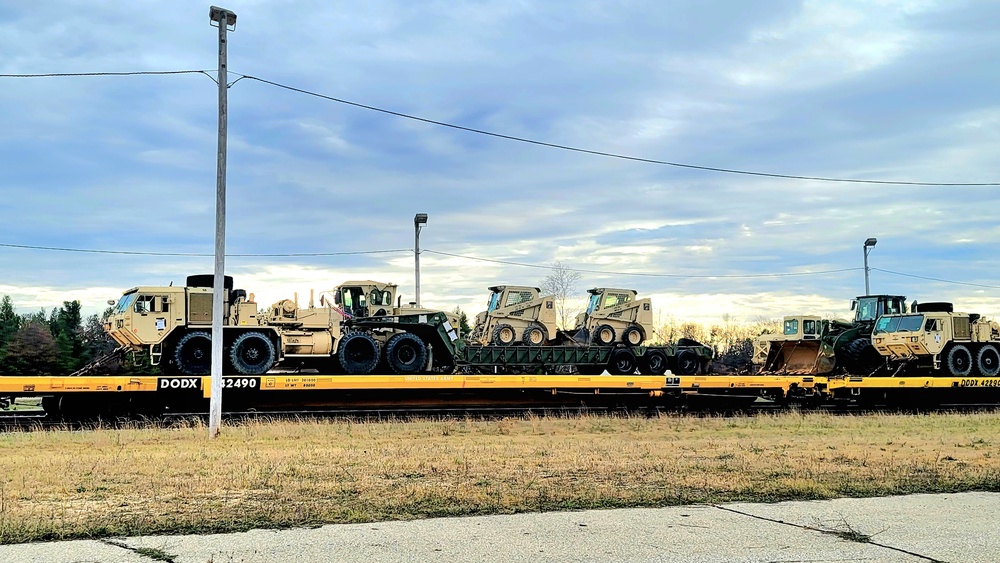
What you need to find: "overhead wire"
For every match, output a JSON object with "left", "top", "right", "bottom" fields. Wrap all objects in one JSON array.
[
  {"left": 0, "top": 242, "right": 409, "bottom": 258},
  {"left": 1, "top": 68, "right": 997, "bottom": 186},
  {"left": 871, "top": 268, "right": 1000, "bottom": 290},
  {"left": 234, "top": 73, "right": 1000, "bottom": 187}
]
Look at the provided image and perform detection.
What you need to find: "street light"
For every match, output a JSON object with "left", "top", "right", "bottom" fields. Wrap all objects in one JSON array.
[
  {"left": 414, "top": 213, "right": 428, "bottom": 307},
  {"left": 863, "top": 237, "right": 878, "bottom": 296}
]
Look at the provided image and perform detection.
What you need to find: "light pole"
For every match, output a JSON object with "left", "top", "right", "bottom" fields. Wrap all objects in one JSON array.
[
  {"left": 414, "top": 213, "right": 428, "bottom": 307},
  {"left": 209, "top": 5, "right": 236, "bottom": 439},
  {"left": 863, "top": 237, "right": 877, "bottom": 296}
]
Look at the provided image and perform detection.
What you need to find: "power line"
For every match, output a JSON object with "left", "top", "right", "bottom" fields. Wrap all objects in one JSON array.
[
  {"left": 3, "top": 68, "right": 997, "bottom": 186},
  {"left": 0, "top": 242, "right": 409, "bottom": 258},
  {"left": 422, "top": 249, "right": 863, "bottom": 279},
  {"left": 237, "top": 74, "right": 1000, "bottom": 187},
  {"left": 0, "top": 69, "right": 214, "bottom": 79},
  {"left": 871, "top": 268, "right": 1000, "bottom": 290}
]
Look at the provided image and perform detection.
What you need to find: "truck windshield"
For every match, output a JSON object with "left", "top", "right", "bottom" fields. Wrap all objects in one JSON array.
[
  {"left": 586, "top": 293, "right": 600, "bottom": 314},
  {"left": 895, "top": 314, "right": 924, "bottom": 332},
  {"left": 116, "top": 292, "right": 137, "bottom": 313},
  {"left": 874, "top": 316, "right": 905, "bottom": 334}
]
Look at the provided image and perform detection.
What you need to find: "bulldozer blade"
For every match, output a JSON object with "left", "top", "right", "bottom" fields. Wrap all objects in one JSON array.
[{"left": 762, "top": 341, "right": 831, "bottom": 375}]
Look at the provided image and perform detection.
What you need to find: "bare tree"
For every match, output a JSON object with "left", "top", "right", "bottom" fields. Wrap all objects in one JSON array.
[{"left": 539, "top": 261, "right": 582, "bottom": 329}]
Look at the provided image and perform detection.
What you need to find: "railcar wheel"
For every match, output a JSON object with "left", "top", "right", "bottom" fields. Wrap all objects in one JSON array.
[
  {"left": 946, "top": 344, "right": 974, "bottom": 377},
  {"left": 640, "top": 349, "right": 669, "bottom": 375},
  {"left": 491, "top": 324, "right": 517, "bottom": 346},
  {"left": 384, "top": 333, "right": 428, "bottom": 375},
  {"left": 521, "top": 324, "right": 547, "bottom": 346},
  {"left": 228, "top": 332, "right": 277, "bottom": 375},
  {"left": 338, "top": 332, "right": 381, "bottom": 375},
  {"left": 173, "top": 331, "right": 212, "bottom": 375},
  {"left": 592, "top": 324, "right": 616, "bottom": 346},
  {"left": 608, "top": 349, "right": 637, "bottom": 375},
  {"left": 976, "top": 345, "right": 999, "bottom": 377},
  {"left": 621, "top": 325, "right": 645, "bottom": 346},
  {"left": 675, "top": 350, "right": 700, "bottom": 376}
]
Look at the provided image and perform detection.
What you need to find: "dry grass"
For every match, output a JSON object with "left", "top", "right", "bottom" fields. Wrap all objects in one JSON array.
[{"left": 1, "top": 410, "right": 999, "bottom": 543}]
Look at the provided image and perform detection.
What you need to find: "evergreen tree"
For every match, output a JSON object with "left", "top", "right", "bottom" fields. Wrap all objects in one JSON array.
[
  {"left": 5, "top": 321, "right": 59, "bottom": 376},
  {"left": 452, "top": 307, "right": 472, "bottom": 337}
]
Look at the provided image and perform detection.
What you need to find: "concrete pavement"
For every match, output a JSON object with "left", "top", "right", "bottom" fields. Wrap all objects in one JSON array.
[{"left": 0, "top": 492, "right": 995, "bottom": 562}]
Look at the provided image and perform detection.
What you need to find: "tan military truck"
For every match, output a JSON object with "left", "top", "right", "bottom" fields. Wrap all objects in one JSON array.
[
  {"left": 106, "top": 275, "right": 278, "bottom": 375},
  {"left": 572, "top": 287, "right": 653, "bottom": 346},
  {"left": 871, "top": 302, "right": 1000, "bottom": 377},
  {"left": 469, "top": 285, "right": 559, "bottom": 346}
]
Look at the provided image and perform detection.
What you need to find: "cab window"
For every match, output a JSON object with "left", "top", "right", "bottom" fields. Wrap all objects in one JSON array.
[
  {"left": 586, "top": 293, "right": 600, "bottom": 314},
  {"left": 783, "top": 319, "right": 799, "bottom": 335},
  {"left": 803, "top": 319, "right": 817, "bottom": 335}
]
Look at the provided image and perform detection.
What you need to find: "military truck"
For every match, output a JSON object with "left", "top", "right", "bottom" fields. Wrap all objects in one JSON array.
[
  {"left": 468, "top": 285, "right": 560, "bottom": 346},
  {"left": 106, "top": 275, "right": 278, "bottom": 376},
  {"left": 571, "top": 288, "right": 653, "bottom": 346},
  {"left": 753, "top": 294, "right": 908, "bottom": 375},
  {"left": 871, "top": 302, "right": 1000, "bottom": 377}
]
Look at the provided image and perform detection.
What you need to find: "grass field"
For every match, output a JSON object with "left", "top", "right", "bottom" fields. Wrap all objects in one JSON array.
[{"left": 1, "top": 410, "right": 998, "bottom": 543}]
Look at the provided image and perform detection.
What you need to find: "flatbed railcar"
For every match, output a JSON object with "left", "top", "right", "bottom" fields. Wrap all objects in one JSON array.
[{"left": 4, "top": 372, "right": 1000, "bottom": 420}]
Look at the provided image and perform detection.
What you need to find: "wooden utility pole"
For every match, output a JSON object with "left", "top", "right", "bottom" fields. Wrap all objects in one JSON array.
[{"left": 208, "top": 6, "right": 236, "bottom": 438}]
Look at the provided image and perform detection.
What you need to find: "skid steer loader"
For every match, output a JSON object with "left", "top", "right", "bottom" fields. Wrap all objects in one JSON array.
[
  {"left": 469, "top": 285, "right": 560, "bottom": 346},
  {"left": 571, "top": 288, "right": 654, "bottom": 346}
]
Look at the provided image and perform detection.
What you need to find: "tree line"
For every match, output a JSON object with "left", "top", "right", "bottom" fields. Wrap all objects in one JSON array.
[{"left": 0, "top": 296, "right": 129, "bottom": 376}]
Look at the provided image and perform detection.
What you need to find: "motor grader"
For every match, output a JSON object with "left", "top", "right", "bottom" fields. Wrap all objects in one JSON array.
[
  {"left": 468, "top": 285, "right": 560, "bottom": 346},
  {"left": 752, "top": 294, "right": 907, "bottom": 375},
  {"left": 571, "top": 287, "right": 654, "bottom": 346}
]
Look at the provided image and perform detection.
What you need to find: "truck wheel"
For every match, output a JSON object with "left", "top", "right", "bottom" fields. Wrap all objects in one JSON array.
[
  {"left": 640, "top": 349, "right": 669, "bottom": 375},
  {"left": 946, "top": 344, "right": 974, "bottom": 377},
  {"left": 491, "top": 324, "right": 517, "bottom": 346},
  {"left": 338, "top": 332, "right": 381, "bottom": 375},
  {"left": 621, "top": 325, "right": 645, "bottom": 346},
  {"left": 977, "top": 345, "right": 1000, "bottom": 377},
  {"left": 608, "top": 349, "right": 637, "bottom": 375},
  {"left": 385, "top": 333, "right": 428, "bottom": 375},
  {"left": 173, "top": 331, "right": 212, "bottom": 375},
  {"left": 592, "top": 324, "right": 616, "bottom": 346},
  {"left": 674, "top": 350, "right": 700, "bottom": 375},
  {"left": 521, "top": 324, "right": 547, "bottom": 346},
  {"left": 228, "top": 332, "right": 277, "bottom": 375},
  {"left": 841, "top": 337, "right": 884, "bottom": 375}
]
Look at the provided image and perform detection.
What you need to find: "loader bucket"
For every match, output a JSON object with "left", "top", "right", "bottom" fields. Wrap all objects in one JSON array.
[{"left": 761, "top": 340, "right": 834, "bottom": 375}]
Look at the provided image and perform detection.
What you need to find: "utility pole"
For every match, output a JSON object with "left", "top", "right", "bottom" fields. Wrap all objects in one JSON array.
[
  {"left": 863, "top": 237, "right": 877, "bottom": 296},
  {"left": 414, "top": 213, "right": 428, "bottom": 307},
  {"left": 209, "top": 6, "right": 236, "bottom": 438}
]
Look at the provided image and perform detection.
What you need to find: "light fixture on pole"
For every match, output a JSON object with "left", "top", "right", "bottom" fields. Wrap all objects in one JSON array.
[
  {"left": 863, "top": 237, "right": 877, "bottom": 296},
  {"left": 208, "top": 5, "right": 236, "bottom": 439},
  {"left": 414, "top": 213, "right": 428, "bottom": 308}
]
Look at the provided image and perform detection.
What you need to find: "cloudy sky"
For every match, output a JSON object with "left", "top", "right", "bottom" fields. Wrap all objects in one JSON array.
[{"left": 1, "top": 0, "right": 998, "bottom": 325}]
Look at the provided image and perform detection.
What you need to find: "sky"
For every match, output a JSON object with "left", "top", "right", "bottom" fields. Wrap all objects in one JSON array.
[{"left": 1, "top": 0, "right": 998, "bottom": 326}]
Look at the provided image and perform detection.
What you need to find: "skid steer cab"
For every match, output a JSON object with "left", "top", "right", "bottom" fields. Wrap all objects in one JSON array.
[
  {"left": 570, "top": 288, "right": 654, "bottom": 346},
  {"left": 105, "top": 275, "right": 279, "bottom": 376}
]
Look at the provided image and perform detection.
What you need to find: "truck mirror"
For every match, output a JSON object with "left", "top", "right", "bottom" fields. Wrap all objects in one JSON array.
[{"left": 850, "top": 299, "right": 857, "bottom": 311}]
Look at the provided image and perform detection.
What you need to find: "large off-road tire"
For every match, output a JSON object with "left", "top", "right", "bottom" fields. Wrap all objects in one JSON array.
[
  {"left": 639, "top": 349, "right": 669, "bottom": 375},
  {"left": 977, "top": 344, "right": 1000, "bottom": 377},
  {"left": 621, "top": 325, "right": 645, "bottom": 346},
  {"left": 607, "top": 349, "right": 637, "bottom": 375},
  {"left": 521, "top": 323, "right": 547, "bottom": 346},
  {"left": 173, "top": 331, "right": 212, "bottom": 375},
  {"left": 592, "top": 324, "right": 616, "bottom": 346},
  {"left": 491, "top": 324, "right": 517, "bottom": 346},
  {"left": 228, "top": 331, "right": 277, "bottom": 375},
  {"left": 840, "top": 337, "right": 885, "bottom": 376},
  {"left": 384, "top": 333, "right": 428, "bottom": 375},
  {"left": 674, "top": 350, "right": 700, "bottom": 375},
  {"left": 338, "top": 332, "right": 381, "bottom": 375},
  {"left": 946, "top": 344, "right": 974, "bottom": 377}
]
